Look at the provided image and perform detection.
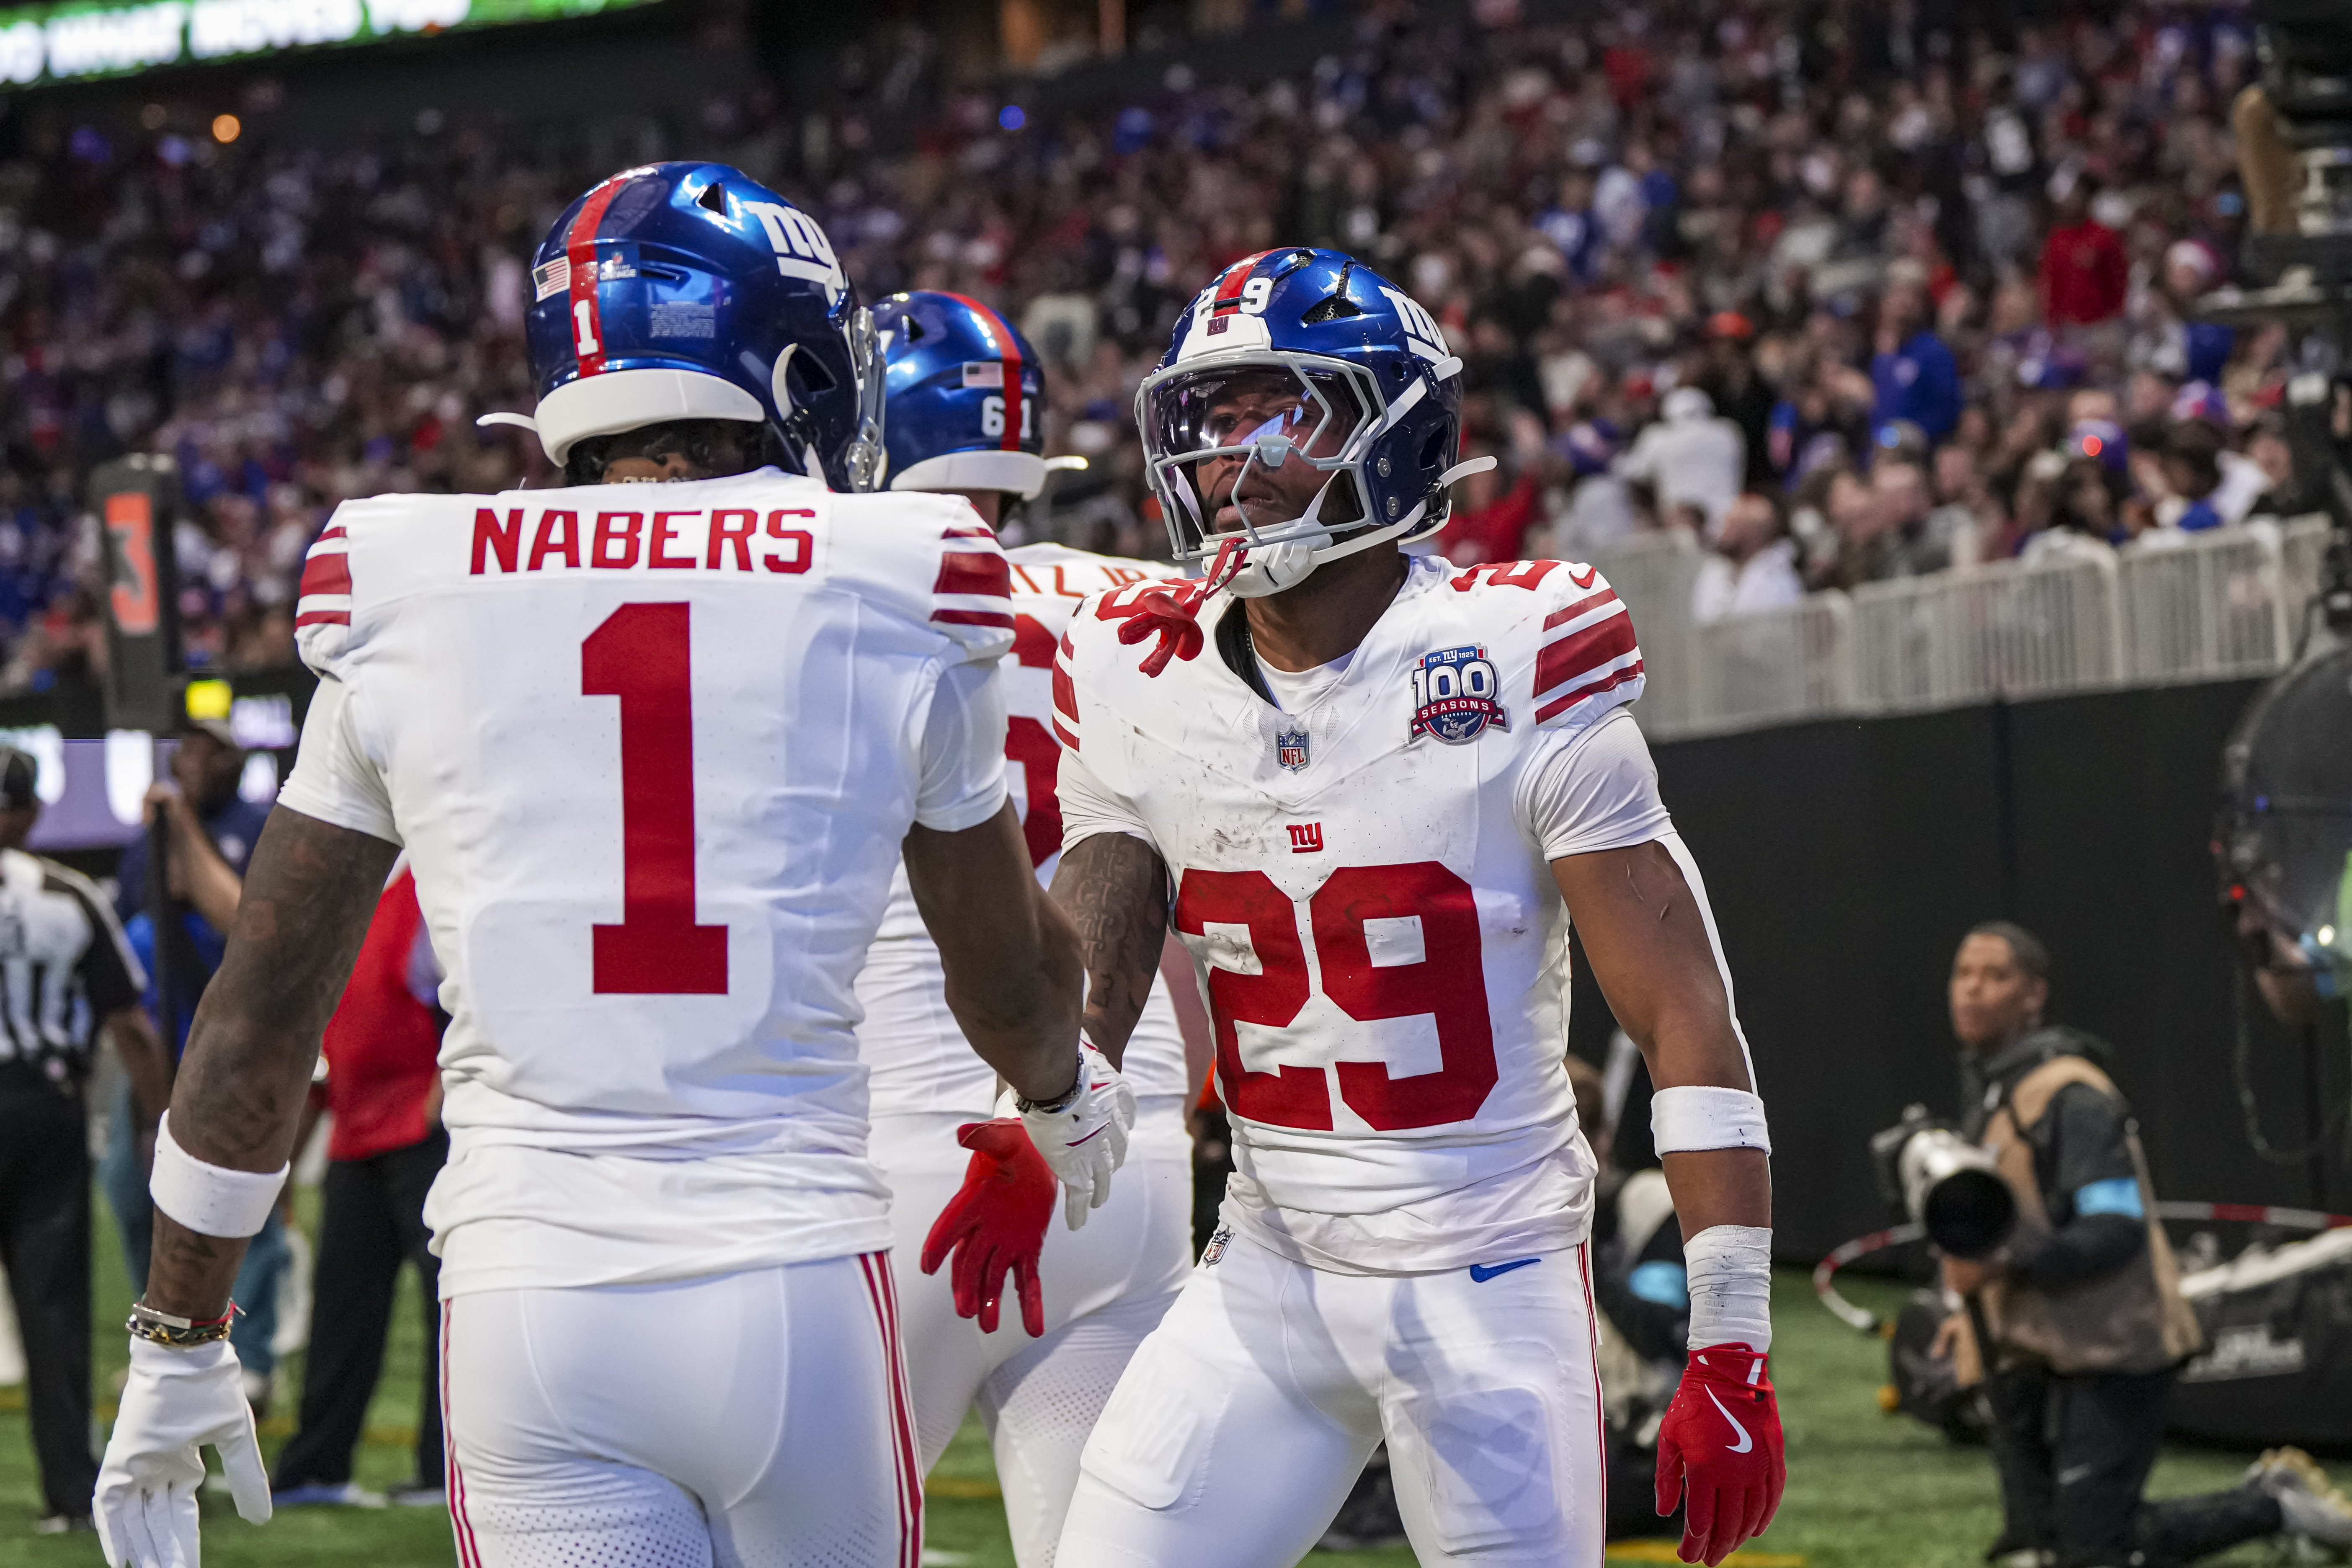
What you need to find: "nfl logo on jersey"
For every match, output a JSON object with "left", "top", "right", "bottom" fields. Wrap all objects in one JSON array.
[
  {"left": 1274, "top": 726, "right": 1310, "bottom": 772},
  {"left": 1410, "top": 645, "right": 1510, "bottom": 744}
]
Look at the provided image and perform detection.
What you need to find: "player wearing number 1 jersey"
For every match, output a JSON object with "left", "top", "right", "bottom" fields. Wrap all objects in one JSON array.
[
  {"left": 854, "top": 291, "right": 1199, "bottom": 1567},
  {"left": 92, "top": 165, "right": 1135, "bottom": 1568},
  {"left": 1048, "top": 249, "right": 1785, "bottom": 1568}
]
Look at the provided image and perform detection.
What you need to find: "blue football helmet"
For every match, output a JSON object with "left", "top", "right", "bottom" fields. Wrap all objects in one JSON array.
[
  {"left": 485, "top": 162, "right": 884, "bottom": 490},
  {"left": 1136, "top": 247, "right": 1491, "bottom": 597},
  {"left": 871, "top": 291, "right": 1050, "bottom": 499}
]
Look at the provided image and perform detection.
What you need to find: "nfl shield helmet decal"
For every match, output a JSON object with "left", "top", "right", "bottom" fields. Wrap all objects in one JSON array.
[
  {"left": 1411, "top": 645, "right": 1510, "bottom": 744},
  {"left": 1275, "top": 725, "right": 1311, "bottom": 772}
]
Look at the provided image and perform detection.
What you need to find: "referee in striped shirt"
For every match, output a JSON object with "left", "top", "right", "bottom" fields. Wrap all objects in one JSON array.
[{"left": 0, "top": 746, "right": 171, "bottom": 1534}]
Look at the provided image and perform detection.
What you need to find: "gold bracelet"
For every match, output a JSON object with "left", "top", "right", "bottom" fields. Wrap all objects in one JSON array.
[{"left": 127, "top": 1300, "right": 239, "bottom": 1349}]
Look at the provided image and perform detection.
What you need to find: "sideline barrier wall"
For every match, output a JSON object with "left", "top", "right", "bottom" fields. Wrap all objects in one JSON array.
[
  {"left": 1581, "top": 677, "right": 2352, "bottom": 1261},
  {"left": 1589, "top": 517, "right": 2333, "bottom": 742}
]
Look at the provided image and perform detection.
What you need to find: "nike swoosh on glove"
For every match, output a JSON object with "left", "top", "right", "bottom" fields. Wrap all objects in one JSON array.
[
  {"left": 97, "top": 1336, "right": 272, "bottom": 1568},
  {"left": 1655, "top": 1342, "right": 1785, "bottom": 1567},
  {"left": 1018, "top": 1038, "right": 1136, "bottom": 1230},
  {"left": 920, "top": 1118, "right": 1055, "bottom": 1337}
]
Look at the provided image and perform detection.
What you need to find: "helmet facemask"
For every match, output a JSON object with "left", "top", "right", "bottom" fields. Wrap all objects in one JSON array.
[
  {"left": 838, "top": 305, "right": 887, "bottom": 493},
  {"left": 1138, "top": 350, "right": 1473, "bottom": 596}
]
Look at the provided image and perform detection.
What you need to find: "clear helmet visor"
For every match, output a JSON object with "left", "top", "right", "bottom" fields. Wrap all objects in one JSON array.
[{"left": 1140, "top": 358, "right": 1373, "bottom": 557}]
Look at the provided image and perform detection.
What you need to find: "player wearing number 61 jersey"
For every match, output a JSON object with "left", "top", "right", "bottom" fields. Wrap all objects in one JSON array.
[
  {"left": 855, "top": 292, "right": 1197, "bottom": 1567},
  {"left": 1047, "top": 248, "right": 1783, "bottom": 1568},
  {"left": 92, "top": 165, "right": 1120, "bottom": 1568}
]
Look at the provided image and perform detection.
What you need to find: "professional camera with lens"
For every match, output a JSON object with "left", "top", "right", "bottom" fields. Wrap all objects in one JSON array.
[{"left": 1869, "top": 1105, "right": 2017, "bottom": 1261}]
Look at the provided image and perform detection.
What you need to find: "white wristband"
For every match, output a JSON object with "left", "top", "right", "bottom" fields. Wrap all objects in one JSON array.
[
  {"left": 1651, "top": 1085, "right": 1771, "bottom": 1155},
  {"left": 149, "top": 1112, "right": 288, "bottom": 1240},
  {"left": 1684, "top": 1223, "right": 1773, "bottom": 1351}
]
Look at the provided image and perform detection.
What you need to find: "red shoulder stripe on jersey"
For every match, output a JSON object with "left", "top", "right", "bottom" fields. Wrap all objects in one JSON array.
[
  {"left": 1541, "top": 588, "right": 1619, "bottom": 631},
  {"left": 1534, "top": 608, "right": 1637, "bottom": 698},
  {"left": 300, "top": 549, "right": 352, "bottom": 600},
  {"left": 1534, "top": 660, "right": 1645, "bottom": 724},
  {"left": 565, "top": 173, "right": 634, "bottom": 379},
  {"left": 942, "top": 525, "right": 996, "bottom": 540},
  {"left": 932, "top": 608, "right": 1016, "bottom": 629},
  {"left": 934, "top": 549, "right": 1012, "bottom": 601},
  {"left": 316, "top": 525, "right": 346, "bottom": 543},
  {"left": 941, "top": 292, "right": 1025, "bottom": 454},
  {"left": 294, "top": 608, "right": 351, "bottom": 628},
  {"left": 1051, "top": 631, "right": 1079, "bottom": 750}
]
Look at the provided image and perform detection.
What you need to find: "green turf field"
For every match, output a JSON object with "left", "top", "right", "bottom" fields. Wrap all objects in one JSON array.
[{"left": 0, "top": 1199, "right": 2292, "bottom": 1566}]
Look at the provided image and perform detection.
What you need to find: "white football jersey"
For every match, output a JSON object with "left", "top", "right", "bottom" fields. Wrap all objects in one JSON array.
[
  {"left": 1055, "top": 553, "right": 1671, "bottom": 1274},
  {"left": 859, "top": 543, "right": 1191, "bottom": 1119},
  {"left": 279, "top": 468, "right": 1014, "bottom": 1295}
]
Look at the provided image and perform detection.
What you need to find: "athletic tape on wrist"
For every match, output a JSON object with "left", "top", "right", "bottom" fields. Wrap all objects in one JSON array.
[
  {"left": 1651, "top": 1085, "right": 1772, "bottom": 1155},
  {"left": 149, "top": 1112, "right": 288, "bottom": 1240},
  {"left": 1684, "top": 1223, "right": 1774, "bottom": 1352}
]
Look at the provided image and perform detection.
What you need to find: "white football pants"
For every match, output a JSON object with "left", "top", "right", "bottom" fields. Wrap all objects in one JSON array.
[
  {"left": 1057, "top": 1224, "right": 1607, "bottom": 1568},
  {"left": 440, "top": 1253, "right": 921, "bottom": 1568},
  {"left": 874, "top": 1095, "right": 1191, "bottom": 1567}
]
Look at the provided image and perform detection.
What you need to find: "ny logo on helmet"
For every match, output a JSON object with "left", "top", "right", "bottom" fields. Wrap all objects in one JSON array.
[
  {"left": 744, "top": 201, "right": 846, "bottom": 306},
  {"left": 1377, "top": 286, "right": 1449, "bottom": 364}
]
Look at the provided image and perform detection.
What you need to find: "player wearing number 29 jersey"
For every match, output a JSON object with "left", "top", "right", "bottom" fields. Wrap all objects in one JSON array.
[
  {"left": 1056, "top": 554, "right": 1653, "bottom": 1272},
  {"left": 1048, "top": 249, "right": 1781, "bottom": 1568},
  {"left": 93, "top": 166, "right": 1112, "bottom": 1568}
]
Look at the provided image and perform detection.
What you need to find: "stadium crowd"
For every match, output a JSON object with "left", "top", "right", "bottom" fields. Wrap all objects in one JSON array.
[{"left": 0, "top": 0, "right": 2309, "bottom": 691}]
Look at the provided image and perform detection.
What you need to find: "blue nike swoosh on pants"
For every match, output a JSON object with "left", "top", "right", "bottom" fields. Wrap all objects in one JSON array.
[{"left": 1468, "top": 1257, "right": 1542, "bottom": 1283}]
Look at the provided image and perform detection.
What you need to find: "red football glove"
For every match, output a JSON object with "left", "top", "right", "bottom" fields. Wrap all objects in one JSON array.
[
  {"left": 1655, "top": 1343, "right": 1785, "bottom": 1566},
  {"left": 1113, "top": 586, "right": 1209, "bottom": 676},
  {"left": 918, "top": 1119, "right": 1054, "bottom": 1337}
]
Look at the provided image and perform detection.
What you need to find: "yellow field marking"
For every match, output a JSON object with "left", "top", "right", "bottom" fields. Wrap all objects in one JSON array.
[{"left": 923, "top": 1478, "right": 1004, "bottom": 1499}]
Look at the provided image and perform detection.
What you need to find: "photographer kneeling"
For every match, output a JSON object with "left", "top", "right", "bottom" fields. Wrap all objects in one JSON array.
[{"left": 1942, "top": 922, "right": 2352, "bottom": 1567}]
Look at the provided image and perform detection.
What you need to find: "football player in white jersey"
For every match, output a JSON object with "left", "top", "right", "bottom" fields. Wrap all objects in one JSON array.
[
  {"left": 90, "top": 164, "right": 1135, "bottom": 1568},
  {"left": 1047, "top": 248, "right": 1784, "bottom": 1568},
  {"left": 853, "top": 290, "right": 1198, "bottom": 1567}
]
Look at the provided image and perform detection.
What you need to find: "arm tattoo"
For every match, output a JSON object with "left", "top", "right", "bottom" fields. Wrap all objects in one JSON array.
[
  {"left": 145, "top": 807, "right": 398, "bottom": 1319},
  {"left": 1048, "top": 833, "right": 1168, "bottom": 1065}
]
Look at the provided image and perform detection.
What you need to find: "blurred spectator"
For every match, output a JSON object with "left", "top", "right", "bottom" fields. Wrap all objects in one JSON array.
[
  {"left": 101, "top": 720, "right": 288, "bottom": 1406},
  {"left": 271, "top": 865, "right": 447, "bottom": 1511},
  {"left": 2128, "top": 242, "right": 2235, "bottom": 387},
  {"left": 1932, "top": 445, "right": 2010, "bottom": 561},
  {"left": 1614, "top": 388, "right": 1743, "bottom": 536},
  {"left": 2154, "top": 419, "right": 2271, "bottom": 535},
  {"left": 2161, "top": 422, "right": 2233, "bottom": 535},
  {"left": 2039, "top": 180, "right": 2130, "bottom": 336},
  {"left": 1836, "top": 458, "right": 1975, "bottom": 585},
  {"left": 1872, "top": 285, "right": 1963, "bottom": 444},
  {"left": 1691, "top": 493, "right": 1803, "bottom": 623}
]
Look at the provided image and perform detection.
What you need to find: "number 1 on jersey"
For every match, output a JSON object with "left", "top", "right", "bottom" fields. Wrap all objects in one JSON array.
[{"left": 583, "top": 603, "right": 728, "bottom": 994}]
